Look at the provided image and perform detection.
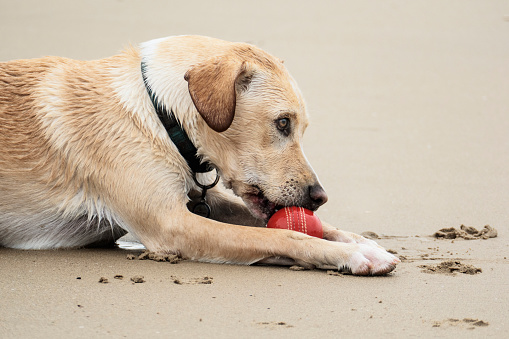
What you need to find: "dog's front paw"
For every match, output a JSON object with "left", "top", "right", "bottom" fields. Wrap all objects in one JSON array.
[{"left": 343, "top": 244, "right": 400, "bottom": 276}]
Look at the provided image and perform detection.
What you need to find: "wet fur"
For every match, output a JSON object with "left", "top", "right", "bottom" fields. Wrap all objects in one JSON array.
[{"left": 0, "top": 36, "right": 399, "bottom": 275}]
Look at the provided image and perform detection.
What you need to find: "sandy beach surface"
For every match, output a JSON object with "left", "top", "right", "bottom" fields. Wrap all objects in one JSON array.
[{"left": 1, "top": 1, "right": 508, "bottom": 338}]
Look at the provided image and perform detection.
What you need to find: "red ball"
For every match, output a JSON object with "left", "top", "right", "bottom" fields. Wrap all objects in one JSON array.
[{"left": 267, "top": 207, "right": 323, "bottom": 238}]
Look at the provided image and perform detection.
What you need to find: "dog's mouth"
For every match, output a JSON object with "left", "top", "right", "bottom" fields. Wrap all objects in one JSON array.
[{"left": 242, "top": 185, "right": 284, "bottom": 222}]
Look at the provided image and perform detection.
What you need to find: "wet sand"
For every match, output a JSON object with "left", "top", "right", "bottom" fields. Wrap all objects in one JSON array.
[{"left": 1, "top": 1, "right": 508, "bottom": 337}]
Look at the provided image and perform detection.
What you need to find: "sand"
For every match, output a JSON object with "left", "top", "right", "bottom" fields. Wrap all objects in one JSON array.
[
  {"left": 419, "top": 260, "right": 483, "bottom": 275},
  {"left": 434, "top": 225, "right": 498, "bottom": 240},
  {"left": 1, "top": 0, "right": 508, "bottom": 338}
]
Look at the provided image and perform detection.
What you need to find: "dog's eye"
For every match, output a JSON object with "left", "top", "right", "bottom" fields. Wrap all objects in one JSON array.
[{"left": 276, "top": 118, "right": 290, "bottom": 135}]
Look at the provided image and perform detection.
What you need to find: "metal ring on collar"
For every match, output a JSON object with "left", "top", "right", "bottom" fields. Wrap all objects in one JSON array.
[
  {"left": 193, "top": 168, "right": 220, "bottom": 190},
  {"left": 192, "top": 201, "right": 212, "bottom": 218}
]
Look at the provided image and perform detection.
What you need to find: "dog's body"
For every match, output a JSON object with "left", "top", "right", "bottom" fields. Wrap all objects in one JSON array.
[{"left": 0, "top": 35, "right": 398, "bottom": 275}]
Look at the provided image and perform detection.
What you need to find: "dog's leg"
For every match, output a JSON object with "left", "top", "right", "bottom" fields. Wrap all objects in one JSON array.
[
  {"left": 186, "top": 187, "right": 397, "bottom": 272},
  {"left": 131, "top": 207, "right": 399, "bottom": 275}
]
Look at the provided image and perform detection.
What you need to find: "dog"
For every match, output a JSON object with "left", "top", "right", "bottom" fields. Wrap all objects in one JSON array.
[{"left": 0, "top": 35, "right": 399, "bottom": 275}]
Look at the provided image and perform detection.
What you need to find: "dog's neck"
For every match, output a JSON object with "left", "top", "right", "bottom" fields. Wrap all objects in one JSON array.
[{"left": 140, "top": 61, "right": 213, "bottom": 174}]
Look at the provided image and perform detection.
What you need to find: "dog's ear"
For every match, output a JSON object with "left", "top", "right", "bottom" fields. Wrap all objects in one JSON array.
[{"left": 184, "top": 58, "right": 249, "bottom": 132}]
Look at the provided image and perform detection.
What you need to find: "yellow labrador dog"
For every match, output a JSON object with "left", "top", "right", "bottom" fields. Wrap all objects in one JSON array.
[{"left": 0, "top": 35, "right": 399, "bottom": 275}]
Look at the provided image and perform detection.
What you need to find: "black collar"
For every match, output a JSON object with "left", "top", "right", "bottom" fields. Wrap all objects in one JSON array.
[{"left": 140, "top": 61, "right": 212, "bottom": 174}]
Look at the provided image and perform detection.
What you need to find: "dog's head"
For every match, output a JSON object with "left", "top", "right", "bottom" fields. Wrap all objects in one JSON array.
[{"left": 182, "top": 39, "right": 327, "bottom": 221}]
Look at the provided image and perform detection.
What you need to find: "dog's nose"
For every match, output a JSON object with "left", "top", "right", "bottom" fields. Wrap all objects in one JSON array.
[{"left": 308, "top": 183, "right": 328, "bottom": 209}]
